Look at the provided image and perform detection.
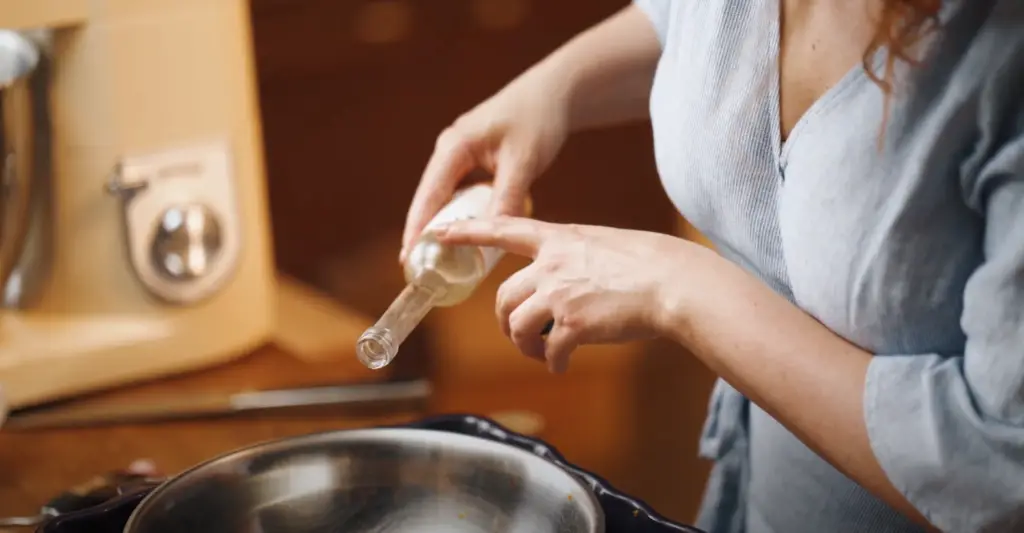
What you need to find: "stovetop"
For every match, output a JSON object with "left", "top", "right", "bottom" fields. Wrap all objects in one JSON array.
[{"left": 25, "top": 415, "right": 704, "bottom": 533}]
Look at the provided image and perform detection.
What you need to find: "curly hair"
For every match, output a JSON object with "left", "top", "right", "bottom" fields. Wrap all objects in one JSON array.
[{"left": 864, "top": 0, "right": 942, "bottom": 137}]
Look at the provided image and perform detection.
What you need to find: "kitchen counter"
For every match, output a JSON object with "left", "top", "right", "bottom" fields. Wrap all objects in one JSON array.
[
  {"left": 0, "top": 272, "right": 713, "bottom": 524},
  {"left": 0, "top": 343, "right": 424, "bottom": 516}
]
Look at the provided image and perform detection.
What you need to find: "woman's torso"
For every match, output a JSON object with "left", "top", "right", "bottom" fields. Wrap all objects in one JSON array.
[{"left": 645, "top": 0, "right": 1005, "bottom": 531}]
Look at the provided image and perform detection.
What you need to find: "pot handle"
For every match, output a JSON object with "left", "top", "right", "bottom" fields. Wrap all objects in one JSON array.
[
  {"left": 37, "top": 482, "right": 162, "bottom": 533},
  {"left": 0, "top": 471, "right": 163, "bottom": 532}
]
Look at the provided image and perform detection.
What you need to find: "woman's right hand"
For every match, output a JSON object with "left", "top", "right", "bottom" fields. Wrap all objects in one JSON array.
[
  {"left": 400, "top": 4, "right": 662, "bottom": 261},
  {"left": 400, "top": 78, "right": 570, "bottom": 261}
]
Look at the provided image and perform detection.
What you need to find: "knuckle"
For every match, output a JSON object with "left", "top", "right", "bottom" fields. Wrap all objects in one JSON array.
[
  {"left": 494, "top": 283, "right": 508, "bottom": 308},
  {"left": 496, "top": 295, "right": 516, "bottom": 321},
  {"left": 564, "top": 224, "right": 587, "bottom": 241},
  {"left": 537, "top": 282, "right": 557, "bottom": 301},
  {"left": 435, "top": 127, "right": 464, "bottom": 151},
  {"left": 538, "top": 259, "right": 559, "bottom": 274},
  {"left": 492, "top": 222, "right": 512, "bottom": 242},
  {"left": 537, "top": 247, "right": 564, "bottom": 266},
  {"left": 451, "top": 113, "right": 471, "bottom": 129},
  {"left": 508, "top": 312, "right": 530, "bottom": 343},
  {"left": 546, "top": 283, "right": 573, "bottom": 303},
  {"left": 554, "top": 309, "right": 583, "bottom": 332},
  {"left": 510, "top": 329, "right": 530, "bottom": 347}
]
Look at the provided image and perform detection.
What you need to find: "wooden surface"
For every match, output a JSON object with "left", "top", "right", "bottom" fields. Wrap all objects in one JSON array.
[
  {"left": 0, "top": 344, "right": 418, "bottom": 517},
  {"left": 0, "top": 336, "right": 714, "bottom": 526}
]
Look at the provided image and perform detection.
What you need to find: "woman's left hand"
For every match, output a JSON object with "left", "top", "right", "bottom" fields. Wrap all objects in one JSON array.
[{"left": 434, "top": 216, "right": 698, "bottom": 373}]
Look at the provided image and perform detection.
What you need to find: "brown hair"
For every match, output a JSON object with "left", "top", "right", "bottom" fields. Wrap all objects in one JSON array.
[{"left": 865, "top": 0, "right": 942, "bottom": 132}]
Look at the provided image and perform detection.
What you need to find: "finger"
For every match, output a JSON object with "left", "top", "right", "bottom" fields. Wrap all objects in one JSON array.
[
  {"left": 401, "top": 131, "right": 476, "bottom": 258},
  {"left": 488, "top": 146, "right": 534, "bottom": 217},
  {"left": 508, "top": 293, "right": 553, "bottom": 361},
  {"left": 434, "top": 216, "right": 546, "bottom": 258},
  {"left": 544, "top": 322, "right": 579, "bottom": 374},
  {"left": 496, "top": 264, "right": 539, "bottom": 338}
]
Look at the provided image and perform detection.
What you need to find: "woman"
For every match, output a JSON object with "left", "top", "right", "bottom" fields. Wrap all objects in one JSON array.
[{"left": 401, "top": 1, "right": 1024, "bottom": 532}]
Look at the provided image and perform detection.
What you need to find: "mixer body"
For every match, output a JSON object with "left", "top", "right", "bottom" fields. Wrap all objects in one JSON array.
[{"left": 0, "top": 1, "right": 276, "bottom": 408}]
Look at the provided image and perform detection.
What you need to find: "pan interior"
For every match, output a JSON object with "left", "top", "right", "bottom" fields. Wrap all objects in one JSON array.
[{"left": 126, "top": 429, "right": 602, "bottom": 533}]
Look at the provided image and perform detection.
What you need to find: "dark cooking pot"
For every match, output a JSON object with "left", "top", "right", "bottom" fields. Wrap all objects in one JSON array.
[{"left": 29, "top": 415, "right": 704, "bottom": 533}]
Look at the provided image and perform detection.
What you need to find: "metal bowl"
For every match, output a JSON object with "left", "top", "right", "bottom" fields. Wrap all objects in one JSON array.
[{"left": 123, "top": 428, "right": 605, "bottom": 533}]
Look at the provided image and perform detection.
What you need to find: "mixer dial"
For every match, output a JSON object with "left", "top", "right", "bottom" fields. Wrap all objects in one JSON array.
[
  {"left": 150, "top": 204, "right": 224, "bottom": 281},
  {"left": 109, "top": 141, "right": 243, "bottom": 305}
]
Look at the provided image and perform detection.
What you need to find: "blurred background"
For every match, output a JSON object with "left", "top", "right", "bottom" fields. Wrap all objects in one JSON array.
[{"left": 0, "top": 0, "right": 716, "bottom": 525}]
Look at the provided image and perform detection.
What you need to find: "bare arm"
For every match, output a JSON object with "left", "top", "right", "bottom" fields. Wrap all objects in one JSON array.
[
  {"left": 660, "top": 247, "right": 936, "bottom": 529},
  {"left": 503, "top": 5, "right": 663, "bottom": 132},
  {"left": 402, "top": 5, "right": 662, "bottom": 250}
]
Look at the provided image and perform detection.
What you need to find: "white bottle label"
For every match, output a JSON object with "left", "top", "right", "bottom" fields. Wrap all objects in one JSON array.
[{"left": 422, "top": 183, "right": 504, "bottom": 274}]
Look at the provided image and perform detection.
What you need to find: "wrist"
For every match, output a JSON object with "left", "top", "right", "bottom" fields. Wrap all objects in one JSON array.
[
  {"left": 509, "top": 48, "right": 580, "bottom": 118},
  {"left": 652, "top": 242, "right": 722, "bottom": 347}
]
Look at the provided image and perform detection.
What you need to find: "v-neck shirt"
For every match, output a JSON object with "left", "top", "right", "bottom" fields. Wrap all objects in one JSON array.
[{"left": 634, "top": 1, "right": 1024, "bottom": 531}]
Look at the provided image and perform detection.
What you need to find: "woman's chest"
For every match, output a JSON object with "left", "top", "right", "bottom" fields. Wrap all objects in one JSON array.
[
  {"left": 776, "top": 122, "right": 982, "bottom": 353},
  {"left": 649, "top": 3, "right": 983, "bottom": 353}
]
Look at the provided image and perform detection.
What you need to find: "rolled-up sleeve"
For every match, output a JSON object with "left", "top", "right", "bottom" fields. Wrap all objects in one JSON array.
[
  {"left": 632, "top": 0, "right": 671, "bottom": 46},
  {"left": 865, "top": 109, "right": 1024, "bottom": 532}
]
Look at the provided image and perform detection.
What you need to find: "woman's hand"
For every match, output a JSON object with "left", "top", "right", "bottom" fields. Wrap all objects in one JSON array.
[
  {"left": 434, "top": 216, "right": 696, "bottom": 372},
  {"left": 400, "top": 80, "right": 570, "bottom": 261},
  {"left": 401, "top": 5, "right": 662, "bottom": 261},
  {"left": 437, "top": 216, "right": 932, "bottom": 527}
]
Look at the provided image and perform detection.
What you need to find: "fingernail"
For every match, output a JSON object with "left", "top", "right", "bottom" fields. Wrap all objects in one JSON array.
[{"left": 547, "top": 355, "right": 569, "bottom": 374}]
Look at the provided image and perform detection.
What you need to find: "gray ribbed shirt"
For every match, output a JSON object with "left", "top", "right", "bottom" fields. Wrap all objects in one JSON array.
[{"left": 633, "top": 1, "right": 1024, "bottom": 532}]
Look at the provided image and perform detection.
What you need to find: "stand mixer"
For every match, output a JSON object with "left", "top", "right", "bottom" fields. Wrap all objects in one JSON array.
[{"left": 0, "top": 1, "right": 276, "bottom": 410}]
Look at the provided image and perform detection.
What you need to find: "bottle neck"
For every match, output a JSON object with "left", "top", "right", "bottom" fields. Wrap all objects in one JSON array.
[{"left": 356, "top": 279, "right": 443, "bottom": 369}]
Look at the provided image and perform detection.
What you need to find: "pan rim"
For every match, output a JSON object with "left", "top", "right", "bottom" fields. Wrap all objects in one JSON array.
[{"left": 123, "top": 426, "right": 606, "bottom": 533}]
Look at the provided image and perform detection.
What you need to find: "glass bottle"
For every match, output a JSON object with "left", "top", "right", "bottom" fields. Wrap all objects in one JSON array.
[{"left": 356, "top": 183, "right": 523, "bottom": 369}]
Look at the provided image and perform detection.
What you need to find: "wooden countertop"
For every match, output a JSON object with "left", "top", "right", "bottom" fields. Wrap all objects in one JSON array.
[
  {"left": 0, "top": 341, "right": 660, "bottom": 519},
  {"left": 0, "top": 273, "right": 714, "bottom": 523},
  {"left": 0, "top": 343, "right": 427, "bottom": 516},
  {"left": 0, "top": 276, "right": 422, "bottom": 517}
]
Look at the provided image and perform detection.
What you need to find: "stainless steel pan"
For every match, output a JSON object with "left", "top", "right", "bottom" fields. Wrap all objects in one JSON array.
[
  {"left": 121, "top": 428, "right": 602, "bottom": 533},
  {"left": 11, "top": 416, "right": 706, "bottom": 533}
]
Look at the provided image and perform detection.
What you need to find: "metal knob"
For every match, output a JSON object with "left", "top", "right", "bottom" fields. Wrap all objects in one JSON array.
[{"left": 150, "top": 204, "right": 223, "bottom": 281}]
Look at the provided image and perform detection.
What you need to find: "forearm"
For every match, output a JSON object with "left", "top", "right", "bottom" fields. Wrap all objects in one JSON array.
[
  {"left": 661, "top": 246, "right": 936, "bottom": 530},
  {"left": 507, "top": 5, "right": 662, "bottom": 132}
]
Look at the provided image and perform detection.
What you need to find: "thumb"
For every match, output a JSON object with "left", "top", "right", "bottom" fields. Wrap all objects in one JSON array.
[{"left": 487, "top": 148, "right": 535, "bottom": 217}]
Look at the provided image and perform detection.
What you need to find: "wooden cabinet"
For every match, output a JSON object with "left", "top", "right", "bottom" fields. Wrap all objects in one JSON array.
[{"left": 249, "top": 0, "right": 715, "bottom": 522}]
